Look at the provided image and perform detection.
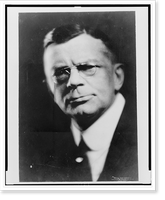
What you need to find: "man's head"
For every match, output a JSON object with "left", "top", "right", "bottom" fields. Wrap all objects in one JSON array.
[{"left": 43, "top": 24, "right": 124, "bottom": 130}]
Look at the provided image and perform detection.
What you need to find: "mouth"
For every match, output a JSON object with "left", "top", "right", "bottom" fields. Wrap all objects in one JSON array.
[{"left": 66, "top": 95, "right": 94, "bottom": 107}]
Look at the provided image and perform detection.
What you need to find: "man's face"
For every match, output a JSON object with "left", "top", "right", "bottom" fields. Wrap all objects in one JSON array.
[{"left": 44, "top": 34, "right": 122, "bottom": 124}]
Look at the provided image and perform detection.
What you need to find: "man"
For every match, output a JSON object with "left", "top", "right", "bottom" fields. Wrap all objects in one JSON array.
[{"left": 20, "top": 24, "right": 138, "bottom": 182}]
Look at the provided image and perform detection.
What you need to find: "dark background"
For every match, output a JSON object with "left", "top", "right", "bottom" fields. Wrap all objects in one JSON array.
[
  {"left": 19, "top": 12, "right": 137, "bottom": 180},
  {"left": 19, "top": 11, "right": 136, "bottom": 134}
]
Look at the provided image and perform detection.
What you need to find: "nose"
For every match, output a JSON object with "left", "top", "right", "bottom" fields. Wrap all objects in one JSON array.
[{"left": 66, "top": 68, "right": 83, "bottom": 88}]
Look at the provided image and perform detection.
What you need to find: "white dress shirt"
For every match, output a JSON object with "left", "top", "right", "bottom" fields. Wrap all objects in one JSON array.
[{"left": 71, "top": 93, "right": 125, "bottom": 181}]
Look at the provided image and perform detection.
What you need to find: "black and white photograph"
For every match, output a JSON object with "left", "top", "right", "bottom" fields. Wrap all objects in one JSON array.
[{"left": 3, "top": 2, "right": 155, "bottom": 190}]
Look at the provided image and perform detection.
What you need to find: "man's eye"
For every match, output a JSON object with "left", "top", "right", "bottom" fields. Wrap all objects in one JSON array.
[
  {"left": 78, "top": 64, "right": 95, "bottom": 71},
  {"left": 55, "top": 68, "right": 69, "bottom": 77}
]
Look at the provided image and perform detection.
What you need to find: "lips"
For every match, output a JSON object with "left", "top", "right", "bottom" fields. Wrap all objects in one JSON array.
[{"left": 66, "top": 95, "right": 94, "bottom": 105}]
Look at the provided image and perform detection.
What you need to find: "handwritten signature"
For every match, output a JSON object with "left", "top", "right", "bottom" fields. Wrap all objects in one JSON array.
[{"left": 111, "top": 176, "right": 131, "bottom": 181}]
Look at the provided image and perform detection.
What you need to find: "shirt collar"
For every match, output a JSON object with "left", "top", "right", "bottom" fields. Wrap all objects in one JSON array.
[{"left": 71, "top": 93, "right": 125, "bottom": 151}]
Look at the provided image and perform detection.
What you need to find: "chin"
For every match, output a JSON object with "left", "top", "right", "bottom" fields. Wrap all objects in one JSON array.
[{"left": 68, "top": 104, "right": 99, "bottom": 118}]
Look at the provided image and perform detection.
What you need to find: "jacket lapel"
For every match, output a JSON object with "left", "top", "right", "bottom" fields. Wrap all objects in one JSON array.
[{"left": 98, "top": 99, "right": 138, "bottom": 181}]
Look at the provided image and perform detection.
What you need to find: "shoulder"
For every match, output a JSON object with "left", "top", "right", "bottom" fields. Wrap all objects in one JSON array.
[{"left": 100, "top": 96, "right": 138, "bottom": 181}]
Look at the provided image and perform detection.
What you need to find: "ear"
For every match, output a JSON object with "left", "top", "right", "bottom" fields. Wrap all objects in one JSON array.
[{"left": 113, "top": 63, "right": 124, "bottom": 91}]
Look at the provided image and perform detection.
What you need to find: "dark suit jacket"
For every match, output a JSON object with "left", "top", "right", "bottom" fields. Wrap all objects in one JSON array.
[{"left": 19, "top": 99, "right": 138, "bottom": 182}]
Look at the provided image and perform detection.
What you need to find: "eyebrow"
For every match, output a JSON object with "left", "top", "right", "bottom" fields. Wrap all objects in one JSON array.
[
  {"left": 52, "top": 59, "right": 100, "bottom": 68},
  {"left": 51, "top": 61, "right": 68, "bottom": 70},
  {"left": 83, "top": 59, "right": 100, "bottom": 64}
]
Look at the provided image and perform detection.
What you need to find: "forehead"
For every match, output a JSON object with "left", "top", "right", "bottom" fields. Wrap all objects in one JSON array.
[{"left": 44, "top": 34, "right": 112, "bottom": 65}]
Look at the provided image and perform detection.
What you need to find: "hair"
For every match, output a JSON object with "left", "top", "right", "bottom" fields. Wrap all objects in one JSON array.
[{"left": 43, "top": 23, "right": 119, "bottom": 64}]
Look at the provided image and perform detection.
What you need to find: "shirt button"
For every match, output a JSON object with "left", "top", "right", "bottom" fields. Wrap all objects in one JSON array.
[{"left": 75, "top": 157, "right": 84, "bottom": 163}]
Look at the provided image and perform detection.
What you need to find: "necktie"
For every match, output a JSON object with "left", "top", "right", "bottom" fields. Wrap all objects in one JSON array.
[{"left": 72, "top": 137, "right": 92, "bottom": 181}]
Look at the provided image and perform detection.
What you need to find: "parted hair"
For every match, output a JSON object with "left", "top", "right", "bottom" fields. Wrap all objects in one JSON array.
[{"left": 43, "top": 23, "right": 119, "bottom": 64}]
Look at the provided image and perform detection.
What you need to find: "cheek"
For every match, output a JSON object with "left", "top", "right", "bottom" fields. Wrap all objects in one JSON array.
[
  {"left": 53, "top": 85, "right": 67, "bottom": 109},
  {"left": 47, "top": 79, "right": 54, "bottom": 94},
  {"left": 92, "top": 74, "right": 115, "bottom": 104},
  {"left": 97, "top": 86, "right": 114, "bottom": 105}
]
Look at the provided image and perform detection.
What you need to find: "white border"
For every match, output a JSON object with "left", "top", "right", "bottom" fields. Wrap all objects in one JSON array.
[
  {"left": 1, "top": 1, "right": 155, "bottom": 190},
  {"left": 135, "top": 6, "right": 149, "bottom": 184}
]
